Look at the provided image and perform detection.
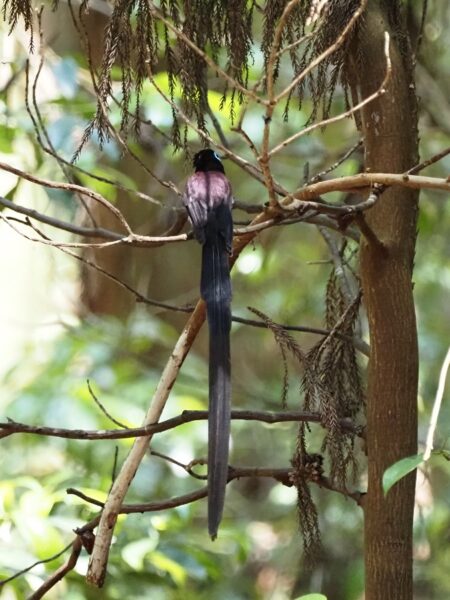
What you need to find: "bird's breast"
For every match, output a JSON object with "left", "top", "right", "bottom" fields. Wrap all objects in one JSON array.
[{"left": 188, "top": 171, "right": 231, "bottom": 209}]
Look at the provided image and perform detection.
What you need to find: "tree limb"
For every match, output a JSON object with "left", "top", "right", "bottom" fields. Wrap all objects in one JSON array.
[{"left": 0, "top": 409, "right": 361, "bottom": 441}]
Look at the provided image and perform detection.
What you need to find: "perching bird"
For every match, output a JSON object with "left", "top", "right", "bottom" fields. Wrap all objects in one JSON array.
[{"left": 183, "top": 148, "right": 233, "bottom": 539}]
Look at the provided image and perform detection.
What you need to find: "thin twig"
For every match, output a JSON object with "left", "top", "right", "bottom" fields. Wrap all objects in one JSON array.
[
  {"left": 407, "top": 146, "right": 450, "bottom": 175},
  {"left": 234, "top": 313, "right": 369, "bottom": 356},
  {"left": 69, "top": 485, "right": 210, "bottom": 513},
  {"left": 259, "top": 0, "right": 301, "bottom": 203},
  {"left": 0, "top": 196, "right": 123, "bottom": 241},
  {"left": 150, "top": 450, "right": 206, "bottom": 480},
  {"left": 25, "top": 50, "right": 98, "bottom": 227},
  {"left": 319, "top": 228, "right": 358, "bottom": 307},
  {"left": 423, "top": 347, "right": 450, "bottom": 461},
  {"left": 308, "top": 140, "right": 363, "bottom": 184},
  {"left": 0, "top": 161, "right": 131, "bottom": 233},
  {"left": 276, "top": 32, "right": 313, "bottom": 58},
  {"left": 68, "top": 465, "right": 363, "bottom": 510},
  {"left": 0, "top": 213, "right": 189, "bottom": 249},
  {"left": 0, "top": 542, "right": 73, "bottom": 585},
  {"left": 87, "top": 379, "right": 128, "bottom": 429},
  {"left": 206, "top": 102, "right": 230, "bottom": 149},
  {"left": 414, "top": 0, "right": 429, "bottom": 55},
  {"left": 28, "top": 538, "right": 83, "bottom": 600}
]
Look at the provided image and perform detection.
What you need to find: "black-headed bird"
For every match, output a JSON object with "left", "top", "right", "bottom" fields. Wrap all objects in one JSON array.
[{"left": 183, "top": 149, "right": 233, "bottom": 539}]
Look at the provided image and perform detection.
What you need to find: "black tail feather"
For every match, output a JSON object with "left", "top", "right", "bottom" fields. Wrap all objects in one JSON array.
[{"left": 201, "top": 239, "right": 231, "bottom": 539}]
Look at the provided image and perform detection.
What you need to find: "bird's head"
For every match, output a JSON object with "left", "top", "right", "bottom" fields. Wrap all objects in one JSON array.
[{"left": 193, "top": 149, "right": 225, "bottom": 174}]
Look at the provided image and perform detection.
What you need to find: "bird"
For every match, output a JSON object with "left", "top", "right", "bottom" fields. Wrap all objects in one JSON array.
[{"left": 183, "top": 148, "right": 233, "bottom": 539}]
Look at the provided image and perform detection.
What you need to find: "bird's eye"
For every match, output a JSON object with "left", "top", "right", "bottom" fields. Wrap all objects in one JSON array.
[{"left": 213, "top": 151, "right": 221, "bottom": 162}]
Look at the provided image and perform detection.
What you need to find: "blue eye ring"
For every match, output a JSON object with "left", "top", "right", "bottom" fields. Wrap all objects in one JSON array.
[{"left": 213, "top": 151, "right": 222, "bottom": 161}]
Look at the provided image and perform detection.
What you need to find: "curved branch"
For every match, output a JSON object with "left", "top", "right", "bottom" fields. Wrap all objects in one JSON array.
[
  {"left": 28, "top": 539, "right": 83, "bottom": 600},
  {"left": 0, "top": 161, "right": 131, "bottom": 233},
  {"left": 0, "top": 196, "right": 123, "bottom": 241},
  {"left": 292, "top": 172, "right": 450, "bottom": 203}
]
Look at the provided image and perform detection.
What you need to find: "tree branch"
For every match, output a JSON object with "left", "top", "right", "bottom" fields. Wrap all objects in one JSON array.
[
  {"left": 28, "top": 538, "right": 83, "bottom": 600},
  {"left": 86, "top": 207, "right": 283, "bottom": 586},
  {"left": 0, "top": 542, "right": 74, "bottom": 586},
  {"left": 0, "top": 196, "right": 123, "bottom": 241},
  {"left": 0, "top": 409, "right": 361, "bottom": 441},
  {"left": 287, "top": 172, "right": 450, "bottom": 209},
  {"left": 0, "top": 161, "right": 131, "bottom": 233}
]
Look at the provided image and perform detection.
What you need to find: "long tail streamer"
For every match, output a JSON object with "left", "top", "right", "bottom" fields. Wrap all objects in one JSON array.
[{"left": 201, "top": 236, "right": 231, "bottom": 539}]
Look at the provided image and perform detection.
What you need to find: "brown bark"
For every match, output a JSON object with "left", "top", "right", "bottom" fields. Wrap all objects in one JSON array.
[{"left": 349, "top": 2, "right": 419, "bottom": 598}]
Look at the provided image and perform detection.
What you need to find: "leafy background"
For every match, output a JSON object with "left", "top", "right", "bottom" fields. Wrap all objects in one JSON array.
[{"left": 1, "top": 2, "right": 449, "bottom": 598}]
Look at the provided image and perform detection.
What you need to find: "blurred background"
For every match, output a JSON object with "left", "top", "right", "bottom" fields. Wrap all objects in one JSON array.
[{"left": 0, "top": 2, "right": 449, "bottom": 598}]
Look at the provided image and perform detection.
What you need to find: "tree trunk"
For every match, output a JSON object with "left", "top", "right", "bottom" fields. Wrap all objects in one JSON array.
[{"left": 349, "top": 2, "right": 419, "bottom": 598}]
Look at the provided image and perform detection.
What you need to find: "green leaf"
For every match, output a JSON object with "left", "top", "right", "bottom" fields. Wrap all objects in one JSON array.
[
  {"left": 0, "top": 124, "right": 16, "bottom": 153},
  {"left": 293, "top": 594, "right": 327, "bottom": 600},
  {"left": 382, "top": 454, "right": 424, "bottom": 496}
]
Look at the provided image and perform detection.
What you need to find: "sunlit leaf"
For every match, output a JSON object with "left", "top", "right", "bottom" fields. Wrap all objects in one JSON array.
[
  {"left": 0, "top": 124, "right": 16, "bottom": 153},
  {"left": 382, "top": 454, "right": 424, "bottom": 496},
  {"left": 293, "top": 594, "right": 327, "bottom": 600}
]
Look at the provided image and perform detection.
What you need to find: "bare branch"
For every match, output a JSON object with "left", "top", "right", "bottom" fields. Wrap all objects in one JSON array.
[
  {"left": 69, "top": 485, "right": 209, "bottom": 513},
  {"left": 87, "top": 380, "right": 128, "bottom": 429},
  {"left": 0, "top": 542, "right": 73, "bottom": 585},
  {"left": 308, "top": 140, "right": 363, "bottom": 184},
  {"left": 35, "top": 231, "right": 193, "bottom": 310},
  {"left": 0, "top": 409, "right": 361, "bottom": 441},
  {"left": 259, "top": 0, "right": 302, "bottom": 203},
  {"left": 150, "top": 450, "right": 207, "bottom": 480},
  {"left": 408, "top": 146, "right": 450, "bottom": 175},
  {"left": 28, "top": 538, "right": 83, "bottom": 600},
  {"left": 235, "top": 312, "right": 369, "bottom": 357},
  {"left": 285, "top": 172, "right": 450, "bottom": 211},
  {"left": 319, "top": 227, "right": 358, "bottom": 306},
  {"left": 68, "top": 465, "right": 363, "bottom": 511},
  {"left": 0, "top": 196, "right": 123, "bottom": 241},
  {"left": 0, "top": 161, "right": 132, "bottom": 233},
  {"left": 0, "top": 213, "right": 189, "bottom": 249}
]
